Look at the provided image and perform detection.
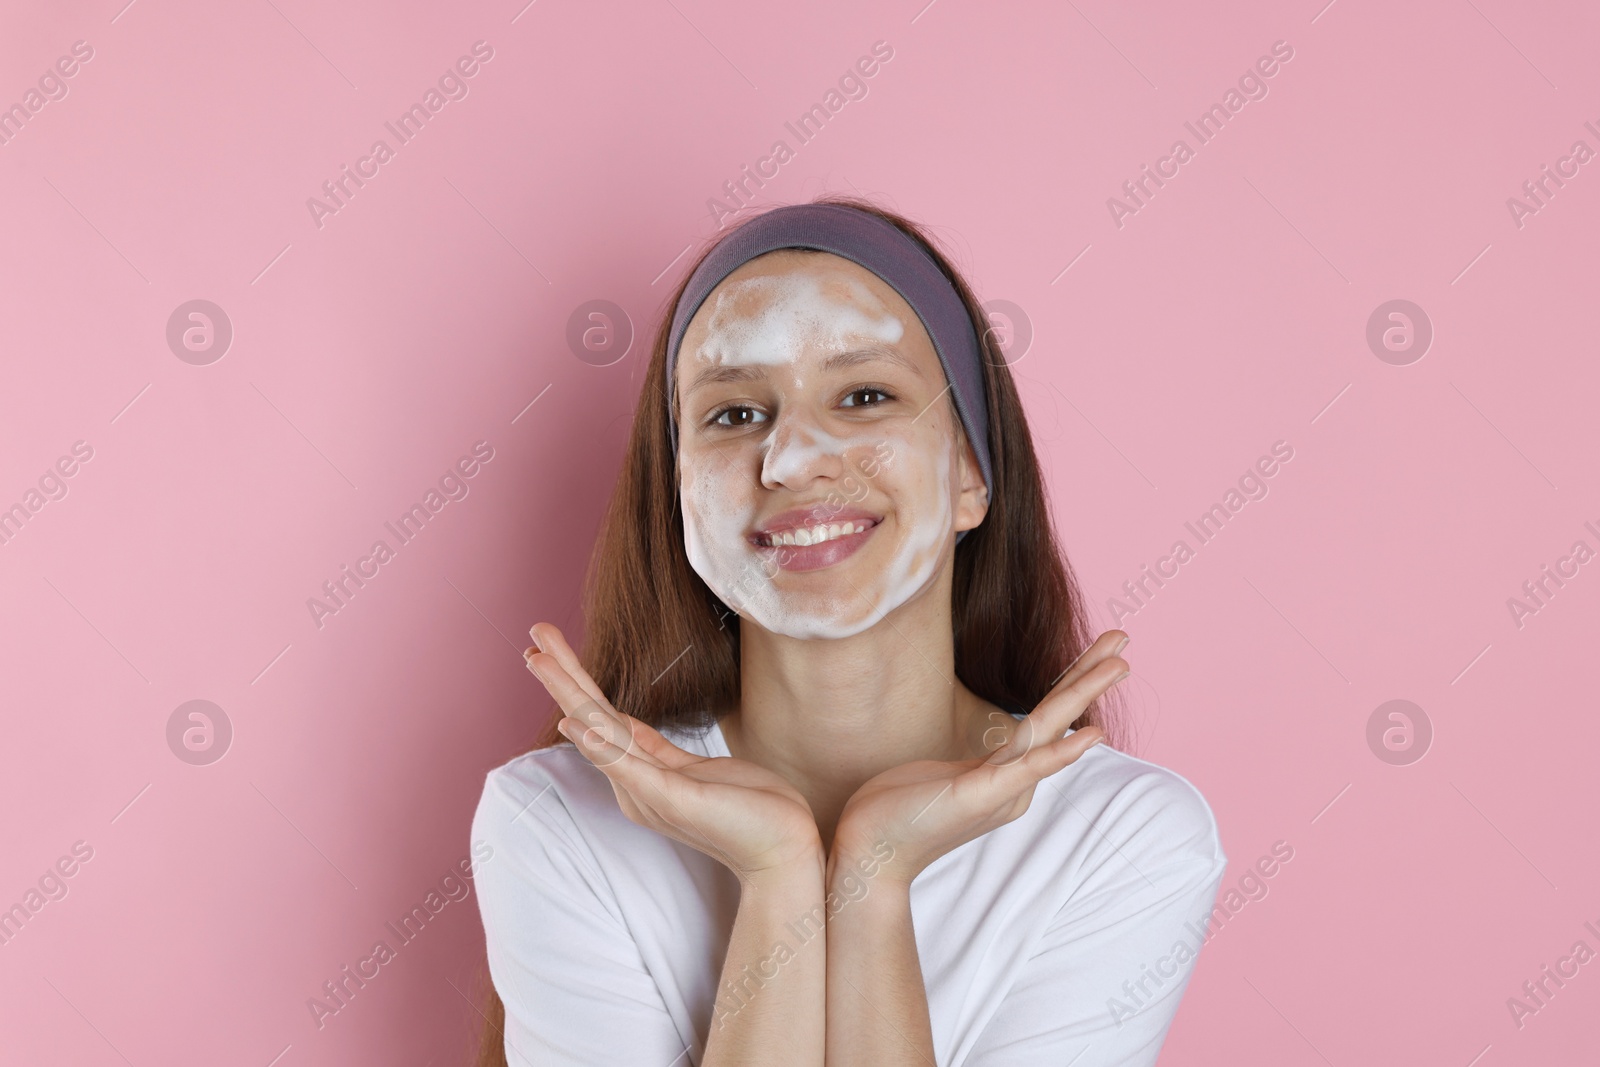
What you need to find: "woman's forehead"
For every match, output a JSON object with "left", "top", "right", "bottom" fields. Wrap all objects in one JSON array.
[{"left": 677, "top": 249, "right": 935, "bottom": 372}]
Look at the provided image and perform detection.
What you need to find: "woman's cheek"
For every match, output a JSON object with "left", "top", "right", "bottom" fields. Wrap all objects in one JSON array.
[
  {"left": 918, "top": 453, "right": 954, "bottom": 540},
  {"left": 680, "top": 465, "right": 734, "bottom": 588},
  {"left": 894, "top": 428, "right": 957, "bottom": 562},
  {"left": 687, "top": 454, "right": 781, "bottom": 599}
]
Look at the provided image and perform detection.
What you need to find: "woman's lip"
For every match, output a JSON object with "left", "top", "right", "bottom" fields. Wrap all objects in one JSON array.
[
  {"left": 751, "top": 505, "right": 882, "bottom": 539},
  {"left": 751, "top": 516, "right": 881, "bottom": 547},
  {"left": 755, "top": 521, "right": 879, "bottom": 572}
]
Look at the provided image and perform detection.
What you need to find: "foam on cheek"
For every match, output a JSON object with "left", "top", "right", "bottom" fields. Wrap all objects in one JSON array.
[
  {"left": 680, "top": 446, "right": 810, "bottom": 635},
  {"left": 680, "top": 453, "right": 750, "bottom": 596},
  {"left": 839, "top": 425, "right": 954, "bottom": 634}
]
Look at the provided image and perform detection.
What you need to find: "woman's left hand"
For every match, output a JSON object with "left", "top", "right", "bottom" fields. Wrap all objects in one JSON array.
[{"left": 829, "top": 631, "right": 1129, "bottom": 885}]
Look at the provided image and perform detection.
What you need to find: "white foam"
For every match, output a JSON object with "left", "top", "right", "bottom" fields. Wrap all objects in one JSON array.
[{"left": 695, "top": 271, "right": 904, "bottom": 367}]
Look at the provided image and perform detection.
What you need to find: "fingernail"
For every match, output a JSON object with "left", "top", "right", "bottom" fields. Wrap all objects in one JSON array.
[
  {"left": 1113, "top": 669, "right": 1130, "bottom": 684},
  {"left": 529, "top": 628, "right": 544, "bottom": 652},
  {"left": 1114, "top": 634, "right": 1130, "bottom": 654}
]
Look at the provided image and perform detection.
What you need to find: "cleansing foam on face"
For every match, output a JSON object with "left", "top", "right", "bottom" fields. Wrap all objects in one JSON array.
[{"left": 677, "top": 262, "right": 960, "bottom": 640}]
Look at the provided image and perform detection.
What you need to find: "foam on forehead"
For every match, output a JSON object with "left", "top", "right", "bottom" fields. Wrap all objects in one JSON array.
[{"left": 693, "top": 269, "right": 906, "bottom": 368}]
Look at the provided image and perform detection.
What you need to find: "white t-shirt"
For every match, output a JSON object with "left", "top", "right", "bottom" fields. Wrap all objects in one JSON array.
[{"left": 471, "top": 717, "right": 1226, "bottom": 1066}]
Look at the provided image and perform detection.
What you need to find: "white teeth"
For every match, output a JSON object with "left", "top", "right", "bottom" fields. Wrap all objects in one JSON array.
[{"left": 762, "top": 520, "right": 871, "bottom": 547}]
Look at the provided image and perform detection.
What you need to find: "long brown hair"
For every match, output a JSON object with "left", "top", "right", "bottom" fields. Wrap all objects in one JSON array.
[{"left": 468, "top": 194, "right": 1123, "bottom": 1066}]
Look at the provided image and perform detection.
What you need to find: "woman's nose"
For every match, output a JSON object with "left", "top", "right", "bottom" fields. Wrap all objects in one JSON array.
[{"left": 759, "top": 413, "right": 845, "bottom": 489}]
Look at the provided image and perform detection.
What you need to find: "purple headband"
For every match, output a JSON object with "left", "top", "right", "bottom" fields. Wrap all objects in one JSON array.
[{"left": 664, "top": 202, "right": 994, "bottom": 500}]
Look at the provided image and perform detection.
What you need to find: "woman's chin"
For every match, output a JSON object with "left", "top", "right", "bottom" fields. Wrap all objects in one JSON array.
[
  {"left": 743, "top": 579, "right": 916, "bottom": 641},
  {"left": 748, "top": 609, "right": 880, "bottom": 642}
]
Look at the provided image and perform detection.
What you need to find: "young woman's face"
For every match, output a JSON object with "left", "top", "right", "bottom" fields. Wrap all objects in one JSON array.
[{"left": 674, "top": 250, "right": 989, "bottom": 640}]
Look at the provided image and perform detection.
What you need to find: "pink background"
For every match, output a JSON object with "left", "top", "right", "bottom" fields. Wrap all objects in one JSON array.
[{"left": 2, "top": 0, "right": 1597, "bottom": 1063}]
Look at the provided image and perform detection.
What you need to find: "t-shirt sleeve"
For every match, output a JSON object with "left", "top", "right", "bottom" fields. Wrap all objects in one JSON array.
[
  {"left": 471, "top": 761, "right": 694, "bottom": 1067},
  {"left": 964, "top": 772, "right": 1227, "bottom": 1067}
]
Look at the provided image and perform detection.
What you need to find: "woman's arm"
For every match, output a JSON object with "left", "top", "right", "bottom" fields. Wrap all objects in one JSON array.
[
  {"left": 823, "top": 850, "right": 935, "bottom": 1066},
  {"left": 704, "top": 852, "right": 829, "bottom": 1066},
  {"left": 473, "top": 764, "right": 694, "bottom": 1066}
]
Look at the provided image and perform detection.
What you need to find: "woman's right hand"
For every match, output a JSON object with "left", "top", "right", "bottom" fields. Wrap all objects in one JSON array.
[{"left": 525, "top": 622, "right": 824, "bottom": 884}]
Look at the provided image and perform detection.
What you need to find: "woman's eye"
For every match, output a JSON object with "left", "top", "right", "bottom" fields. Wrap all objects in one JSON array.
[
  {"left": 841, "top": 388, "right": 891, "bottom": 408},
  {"left": 713, "top": 406, "right": 767, "bottom": 427}
]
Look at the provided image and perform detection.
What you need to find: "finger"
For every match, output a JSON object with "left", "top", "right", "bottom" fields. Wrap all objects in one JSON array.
[
  {"left": 561, "top": 720, "right": 685, "bottom": 812},
  {"left": 558, "top": 720, "right": 740, "bottom": 867},
  {"left": 965, "top": 726, "right": 1104, "bottom": 811},
  {"left": 611, "top": 715, "right": 706, "bottom": 771},
  {"left": 527, "top": 649, "right": 605, "bottom": 719},
  {"left": 527, "top": 625, "right": 700, "bottom": 771},
  {"left": 1013, "top": 725, "right": 1105, "bottom": 783},
  {"left": 559, "top": 715, "right": 656, "bottom": 780},
  {"left": 527, "top": 623, "right": 610, "bottom": 710},
  {"left": 1042, "top": 653, "right": 1128, "bottom": 729},
  {"left": 1048, "top": 630, "right": 1129, "bottom": 694},
  {"left": 988, "top": 658, "right": 1127, "bottom": 767},
  {"left": 531, "top": 655, "right": 649, "bottom": 765},
  {"left": 984, "top": 632, "right": 1125, "bottom": 758}
]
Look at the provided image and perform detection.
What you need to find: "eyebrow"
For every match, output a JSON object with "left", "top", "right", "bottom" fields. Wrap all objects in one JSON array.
[{"left": 683, "top": 343, "right": 924, "bottom": 395}]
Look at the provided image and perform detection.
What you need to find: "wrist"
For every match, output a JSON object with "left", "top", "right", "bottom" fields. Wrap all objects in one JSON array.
[
  {"left": 827, "top": 838, "right": 914, "bottom": 894},
  {"left": 822, "top": 863, "right": 911, "bottom": 934},
  {"left": 739, "top": 846, "right": 826, "bottom": 896}
]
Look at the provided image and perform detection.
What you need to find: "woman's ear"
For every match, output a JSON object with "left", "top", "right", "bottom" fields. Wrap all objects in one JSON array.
[{"left": 954, "top": 433, "right": 990, "bottom": 533}]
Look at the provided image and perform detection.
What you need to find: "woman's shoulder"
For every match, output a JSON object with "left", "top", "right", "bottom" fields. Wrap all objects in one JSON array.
[
  {"left": 477, "top": 740, "right": 598, "bottom": 813},
  {"left": 470, "top": 730, "right": 735, "bottom": 935},
  {"left": 1033, "top": 732, "right": 1226, "bottom": 878},
  {"left": 471, "top": 741, "right": 634, "bottom": 867}
]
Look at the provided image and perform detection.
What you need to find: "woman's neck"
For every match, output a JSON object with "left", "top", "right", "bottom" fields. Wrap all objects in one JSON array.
[{"left": 718, "top": 568, "right": 999, "bottom": 851}]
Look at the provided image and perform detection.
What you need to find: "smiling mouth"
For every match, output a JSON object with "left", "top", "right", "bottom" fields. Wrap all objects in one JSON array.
[{"left": 753, "top": 518, "right": 881, "bottom": 548}]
